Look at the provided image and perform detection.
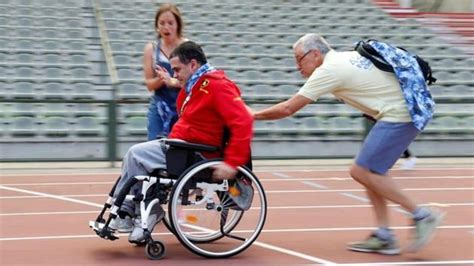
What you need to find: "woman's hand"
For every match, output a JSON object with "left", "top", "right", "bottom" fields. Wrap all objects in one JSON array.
[
  {"left": 155, "top": 65, "right": 172, "bottom": 85},
  {"left": 155, "top": 65, "right": 181, "bottom": 88}
]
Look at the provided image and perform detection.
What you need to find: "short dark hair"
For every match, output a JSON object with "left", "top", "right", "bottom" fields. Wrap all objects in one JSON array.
[{"left": 170, "top": 41, "right": 207, "bottom": 65}]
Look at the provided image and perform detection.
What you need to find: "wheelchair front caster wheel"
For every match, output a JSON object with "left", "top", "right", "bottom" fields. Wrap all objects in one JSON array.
[{"left": 145, "top": 241, "right": 165, "bottom": 260}]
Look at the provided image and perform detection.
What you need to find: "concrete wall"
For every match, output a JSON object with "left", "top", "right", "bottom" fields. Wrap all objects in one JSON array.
[{"left": 396, "top": 0, "right": 474, "bottom": 12}]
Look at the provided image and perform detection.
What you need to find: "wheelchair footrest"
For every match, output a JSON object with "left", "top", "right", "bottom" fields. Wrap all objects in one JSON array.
[{"left": 89, "top": 220, "right": 119, "bottom": 241}]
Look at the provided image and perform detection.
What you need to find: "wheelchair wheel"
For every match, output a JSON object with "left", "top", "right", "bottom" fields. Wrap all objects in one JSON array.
[
  {"left": 164, "top": 193, "right": 243, "bottom": 243},
  {"left": 156, "top": 201, "right": 174, "bottom": 235},
  {"left": 168, "top": 159, "right": 267, "bottom": 258}
]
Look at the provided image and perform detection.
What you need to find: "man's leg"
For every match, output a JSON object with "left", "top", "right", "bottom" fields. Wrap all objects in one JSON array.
[
  {"left": 350, "top": 164, "right": 417, "bottom": 212},
  {"left": 365, "top": 187, "right": 389, "bottom": 228},
  {"left": 350, "top": 163, "right": 444, "bottom": 253},
  {"left": 347, "top": 121, "right": 443, "bottom": 254},
  {"left": 348, "top": 166, "right": 402, "bottom": 255},
  {"left": 110, "top": 139, "right": 167, "bottom": 233},
  {"left": 115, "top": 139, "right": 167, "bottom": 195}
]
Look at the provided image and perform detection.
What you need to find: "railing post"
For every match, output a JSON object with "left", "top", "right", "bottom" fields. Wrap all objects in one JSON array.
[{"left": 107, "top": 98, "right": 117, "bottom": 167}]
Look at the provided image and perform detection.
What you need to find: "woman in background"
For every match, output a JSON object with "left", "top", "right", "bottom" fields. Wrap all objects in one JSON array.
[{"left": 143, "top": 3, "right": 187, "bottom": 140}]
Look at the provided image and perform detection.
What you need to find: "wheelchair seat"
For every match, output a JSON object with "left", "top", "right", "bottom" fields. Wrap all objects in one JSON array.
[{"left": 163, "top": 139, "right": 219, "bottom": 178}]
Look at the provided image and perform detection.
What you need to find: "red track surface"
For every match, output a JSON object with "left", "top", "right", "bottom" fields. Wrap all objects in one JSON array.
[{"left": 1, "top": 165, "right": 473, "bottom": 265}]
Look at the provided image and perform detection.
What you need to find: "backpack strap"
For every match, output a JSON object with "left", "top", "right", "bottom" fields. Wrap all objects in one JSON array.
[
  {"left": 355, "top": 40, "right": 437, "bottom": 85},
  {"left": 355, "top": 41, "right": 394, "bottom": 73}
]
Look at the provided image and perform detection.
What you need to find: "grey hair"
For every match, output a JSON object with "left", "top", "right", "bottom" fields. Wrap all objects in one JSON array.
[{"left": 293, "top": 34, "right": 331, "bottom": 55}]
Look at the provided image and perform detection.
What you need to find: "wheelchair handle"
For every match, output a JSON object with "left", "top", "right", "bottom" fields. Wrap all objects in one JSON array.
[{"left": 165, "top": 139, "right": 220, "bottom": 152}]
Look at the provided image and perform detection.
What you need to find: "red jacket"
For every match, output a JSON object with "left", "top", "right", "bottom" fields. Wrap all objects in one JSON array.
[{"left": 169, "top": 70, "right": 253, "bottom": 168}]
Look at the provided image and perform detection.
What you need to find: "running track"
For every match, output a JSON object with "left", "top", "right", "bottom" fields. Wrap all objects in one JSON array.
[{"left": 1, "top": 162, "right": 473, "bottom": 265}]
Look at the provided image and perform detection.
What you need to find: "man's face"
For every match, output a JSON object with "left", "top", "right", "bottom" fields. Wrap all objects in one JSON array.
[
  {"left": 293, "top": 44, "right": 323, "bottom": 78},
  {"left": 170, "top": 57, "right": 198, "bottom": 87}
]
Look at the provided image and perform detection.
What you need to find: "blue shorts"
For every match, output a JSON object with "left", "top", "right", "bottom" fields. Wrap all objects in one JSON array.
[{"left": 355, "top": 121, "right": 420, "bottom": 175}]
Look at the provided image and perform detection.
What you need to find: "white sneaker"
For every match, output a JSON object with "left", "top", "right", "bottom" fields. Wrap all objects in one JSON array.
[
  {"left": 401, "top": 157, "right": 417, "bottom": 170},
  {"left": 128, "top": 205, "right": 165, "bottom": 243},
  {"left": 109, "top": 216, "right": 133, "bottom": 233},
  {"left": 406, "top": 209, "right": 445, "bottom": 253}
]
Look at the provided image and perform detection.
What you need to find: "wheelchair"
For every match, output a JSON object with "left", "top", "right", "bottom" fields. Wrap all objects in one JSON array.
[{"left": 89, "top": 139, "right": 267, "bottom": 260}]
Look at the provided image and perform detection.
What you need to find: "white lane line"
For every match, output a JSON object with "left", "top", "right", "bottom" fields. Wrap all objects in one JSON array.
[
  {"left": 0, "top": 194, "right": 106, "bottom": 199},
  {"left": 268, "top": 203, "right": 474, "bottom": 209},
  {"left": 273, "top": 172, "right": 332, "bottom": 196},
  {"left": 2, "top": 188, "right": 474, "bottom": 200},
  {"left": 0, "top": 232, "right": 173, "bottom": 241},
  {"left": 1, "top": 176, "right": 473, "bottom": 186},
  {"left": 339, "top": 261, "right": 474, "bottom": 265},
  {"left": 339, "top": 192, "right": 409, "bottom": 215},
  {"left": 0, "top": 182, "right": 114, "bottom": 186},
  {"left": 2, "top": 202, "right": 473, "bottom": 216},
  {"left": 273, "top": 172, "right": 330, "bottom": 193},
  {"left": 0, "top": 185, "right": 103, "bottom": 208},
  {"left": 266, "top": 188, "right": 474, "bottom": 193},
  {"left": 271, "top": 172, "right": 292, "bottom": 179},
  {"left": 0, "top": 173, "right": 120, "bottom": 177},
  {"left": 252, "top": 241, "right": 335, "bottom": 265},
  {"left": 0, "top": 211, "right": 99, "bottom": 216},
  {"left": 340, "top": 192, "right": 369, "bottom": 202},
  {"left": 0, "top": 185, "right": 336, "bottom": 264},
  {"left": 2, "top": 171, "right": 473, "bottom": 178},
  {"left": 302, "top": 181, "right": 328, "bottom": 189},
  {"left": 263, "top": 225, "right": 474, "bottom": 232},
  {"left": 263, "top": 176, "right": 474, "bottom": 181},
  {"left": 182, "top": 221, "right": 335, "bottom": 265},
  {"left": 262, "top": 167, "right": 474, "bottom": 172},
  {"left": 2, "top": 225, "right": 473, "bottom": 241}
]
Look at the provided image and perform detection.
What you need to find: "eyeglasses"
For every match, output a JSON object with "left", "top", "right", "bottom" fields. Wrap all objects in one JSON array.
[{"left": 296, "top": 50, "right": 313, "bottom": 66}]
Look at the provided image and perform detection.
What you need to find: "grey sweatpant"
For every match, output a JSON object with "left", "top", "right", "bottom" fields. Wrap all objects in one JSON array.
[{"left": 113, "top": 139, "right": 167, "bottom": 216}]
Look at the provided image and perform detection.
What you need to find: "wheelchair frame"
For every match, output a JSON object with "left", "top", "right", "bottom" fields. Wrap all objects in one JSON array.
[{"left": 89, "top": 139, "right": 267, "bottom": 260}]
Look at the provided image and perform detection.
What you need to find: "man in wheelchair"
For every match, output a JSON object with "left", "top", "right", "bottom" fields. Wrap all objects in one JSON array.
[{"left": 109, "top": 41, "right": 253, "bottom": 244}]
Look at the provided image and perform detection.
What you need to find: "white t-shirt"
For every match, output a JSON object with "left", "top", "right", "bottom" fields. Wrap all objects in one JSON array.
[{"left": 297, "top": 50, "right": 411, "bottom": 122}]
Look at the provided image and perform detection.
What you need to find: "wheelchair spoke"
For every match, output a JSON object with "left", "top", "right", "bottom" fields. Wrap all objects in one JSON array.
[{"left": 169, "top": 160, "right": 267, "bottom": 258}]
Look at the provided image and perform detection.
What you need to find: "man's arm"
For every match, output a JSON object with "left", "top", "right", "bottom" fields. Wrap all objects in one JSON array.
[
  {"left": 253, "top": 94, "right": 312, "bottom": 120},
  {"left": 211, "top": 82, "right": 253, "bottom": 180}
]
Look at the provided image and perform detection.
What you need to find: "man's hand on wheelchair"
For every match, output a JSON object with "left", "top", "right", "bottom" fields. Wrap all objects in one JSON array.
[{"left": 211, "top": 162, "right": 238, "bottom": 180}]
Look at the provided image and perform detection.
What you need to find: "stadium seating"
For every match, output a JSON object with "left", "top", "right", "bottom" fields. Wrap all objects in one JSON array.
[{"left": 0, "top": 0, "right": 473, "bottom": 160}]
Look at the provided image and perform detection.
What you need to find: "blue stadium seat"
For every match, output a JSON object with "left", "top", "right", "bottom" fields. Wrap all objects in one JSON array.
[
  {"left": 41, "top": 103, "right": 71, "bottom": 117},
  {"left": 9, "top": 116, "right": 37, "bottom": 137},
  {"left": 119, "top": 103, "right": 147, "bottom": 119},
  {"left": 117, "top": 83, "right": 143, "bottom": 100},
  {"left": 10, "top": 102, "right": 38, "bottom": 117},
  {"left": 11, "top": 82, "right": 36, "bottom": 99},
  {"left": 43, "top": 116, "right": 70, "bottom": 137},
  {"left": 275, "top": 118, "right": 300, "bottom": 134},
  {"left": 254, "top": 120, "right": 274, "bottom": 134},
  {"left": 122, "top": 116, "right": 147, "bottom": 137},
  {"left": 75, "top": 116, "right": 103, "bottom": 137},
  {"left": 71, "top": 83, "right": 94, "bottom": 100},
  {"left": 300, "top": 117, "right": 327, "bottom": 134}
]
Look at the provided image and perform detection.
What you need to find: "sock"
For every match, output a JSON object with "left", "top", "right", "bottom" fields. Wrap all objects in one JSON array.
[
  {"left": 375, "top": 227, "right": 394, "bottom": 241},
  {"left": 412, "top": 207, "right": 431, "bottom": 221}
]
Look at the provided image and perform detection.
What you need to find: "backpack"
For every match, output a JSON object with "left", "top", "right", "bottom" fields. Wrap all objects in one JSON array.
[{"left": 355, "top": 40, "right": 437, "bottom": 85}]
